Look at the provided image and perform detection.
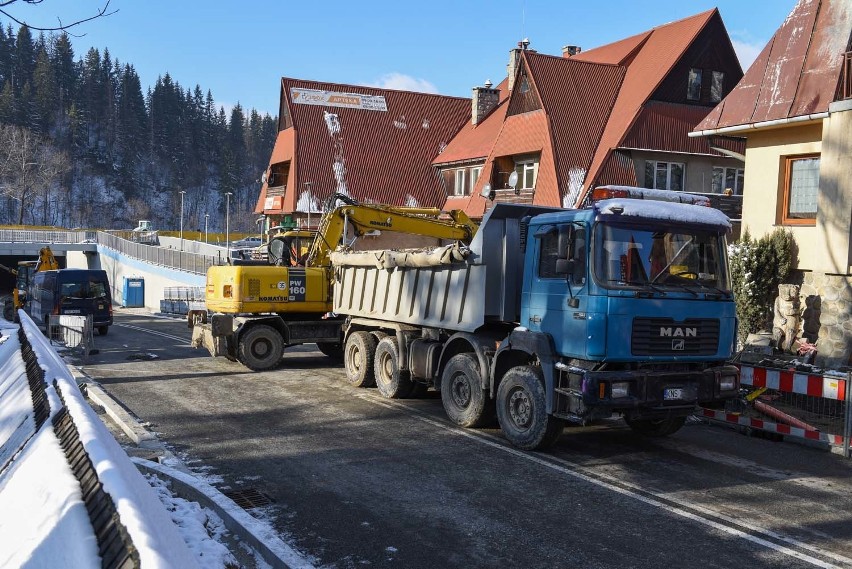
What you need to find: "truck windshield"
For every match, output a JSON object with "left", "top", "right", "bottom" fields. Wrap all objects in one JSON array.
[{"left": 594, "top": 222, "right": 729, "bottom": 293}]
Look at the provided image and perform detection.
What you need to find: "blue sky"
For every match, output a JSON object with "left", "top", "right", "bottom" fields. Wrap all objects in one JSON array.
[{"left": 5, "top": 0, "right": 799, "bottom": 117}]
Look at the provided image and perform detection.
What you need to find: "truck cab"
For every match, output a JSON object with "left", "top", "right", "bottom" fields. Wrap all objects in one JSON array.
[{"left": 511, "top": 186, "right": 738, "bottom": 433}]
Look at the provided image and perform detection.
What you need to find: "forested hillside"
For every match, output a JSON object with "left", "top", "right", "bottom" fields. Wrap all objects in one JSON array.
[{"left": 0, "top": 22, "right": 277, "bottom": 232}]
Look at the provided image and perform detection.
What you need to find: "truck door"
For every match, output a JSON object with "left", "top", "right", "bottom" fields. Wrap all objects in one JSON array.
[{"left": 527, "top": 224, "right": 588, "bottom": 358}]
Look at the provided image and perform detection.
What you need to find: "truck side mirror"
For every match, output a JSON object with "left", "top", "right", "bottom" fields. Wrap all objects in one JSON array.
[{"left": 555, "top": 259, "right": 573, "bottom": 275}]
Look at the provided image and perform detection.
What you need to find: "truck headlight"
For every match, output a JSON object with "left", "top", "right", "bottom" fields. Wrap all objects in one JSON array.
[
  {"left": 719, "top": 376, "right": 736, "bottom": 391},
  {"left": 612, "top": 381, "right": 630, "bottom": 398}
]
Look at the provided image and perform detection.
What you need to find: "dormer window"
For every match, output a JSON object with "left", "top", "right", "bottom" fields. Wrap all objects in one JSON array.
[
  {"left": 687, "top": 68, "right": 702, "bottom": 101},
  {"left": 711, "top": 71, "right": 725, "bottom": 102}
]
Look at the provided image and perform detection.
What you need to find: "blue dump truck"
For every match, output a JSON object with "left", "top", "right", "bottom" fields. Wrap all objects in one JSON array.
[{"left": 332, "top": 186, "right": 740, "bottom": 449}]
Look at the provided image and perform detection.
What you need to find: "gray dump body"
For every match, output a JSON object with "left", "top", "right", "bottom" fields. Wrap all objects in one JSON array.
[{"left": 332, "top": 203, "right": 561, "bottom": 332}]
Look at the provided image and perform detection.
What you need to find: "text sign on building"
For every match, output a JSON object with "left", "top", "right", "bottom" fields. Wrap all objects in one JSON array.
[{"left": 290, "top": 87, "right": 388, "bottom": 112}]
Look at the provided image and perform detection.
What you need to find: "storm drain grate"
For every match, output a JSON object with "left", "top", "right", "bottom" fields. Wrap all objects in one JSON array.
[{"left": 223, "top": 488, "right": 273, "bottom": 509}]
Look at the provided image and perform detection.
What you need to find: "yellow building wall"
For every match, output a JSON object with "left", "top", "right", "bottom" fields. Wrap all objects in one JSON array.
[{"left": 740, "top": 122, "right": 823, "bottom": 269}]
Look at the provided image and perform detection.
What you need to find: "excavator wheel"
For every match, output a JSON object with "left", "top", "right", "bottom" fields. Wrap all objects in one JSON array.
[{"left": 237, "top": 325, "right": 284, "bottom": 371}]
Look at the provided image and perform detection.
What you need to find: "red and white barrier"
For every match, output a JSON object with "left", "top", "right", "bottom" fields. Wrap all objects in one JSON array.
[
  {"left": 699, "top": 408, "right": 845, "bottom": 446},
  {"left": 699, "top": 364, "right": 850, "bottom": 451},
  {"left": 739, "top": 365, "right": 847, "bottom": 401}
]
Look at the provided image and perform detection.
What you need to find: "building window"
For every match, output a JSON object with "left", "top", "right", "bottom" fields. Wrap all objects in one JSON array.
[
  {"left": 470, "top": 166, "right": 481, "bottom": 191},
  {"left": 712, "top": 166, "right": 744, "bottom": 194},
  {"left": 644, "top": 161, "right": 684, "bottom": 191},
  {"left": 514, "top": 159, "right": 538, "bottom": 189},
  {"left": 454, "top": 169, "right": 466, "bottom": 196},
  {"left": 782, "top": 154, "right": 820, "bottom": 224},
  {"left": 711, "top": 71, "right": 725, "bottom": 102},
  {"left": 687, "top": 68, "right": 702, "bottom": 101}
]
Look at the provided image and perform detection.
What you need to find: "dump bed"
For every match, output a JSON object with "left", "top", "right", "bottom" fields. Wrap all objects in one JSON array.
[{"left": 332, "top": 203, "right": 561, "bottom": 332}]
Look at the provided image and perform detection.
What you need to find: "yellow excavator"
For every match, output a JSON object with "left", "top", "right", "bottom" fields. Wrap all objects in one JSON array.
[
  {"left": 1, "top": 246, "right": 60, "bottom": 321},
  {"left": 191, "top": 194, "right": 478, "bottom": 370}
]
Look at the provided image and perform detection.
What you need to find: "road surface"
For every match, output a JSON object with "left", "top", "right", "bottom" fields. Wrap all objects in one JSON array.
[{"left": 77, "top": 310, "right": 852, "bottom": 569}]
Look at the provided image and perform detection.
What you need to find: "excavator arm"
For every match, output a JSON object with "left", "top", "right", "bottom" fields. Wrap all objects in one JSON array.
[{"left": 305, "top": 196, "right": 477, "bottom": 267}]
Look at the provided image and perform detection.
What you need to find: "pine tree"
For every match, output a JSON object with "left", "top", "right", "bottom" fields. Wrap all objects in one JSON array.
[{"left": 32, "top": 45, "right": 56, "bottom": 134}]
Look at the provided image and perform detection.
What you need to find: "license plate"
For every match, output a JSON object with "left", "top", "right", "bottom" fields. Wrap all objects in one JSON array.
[
  {"left": 663, "top": 388, "right": 683, "bottom": 400},
  {"left": 64, "top": 309, "right": 81, "bottom": 314}
]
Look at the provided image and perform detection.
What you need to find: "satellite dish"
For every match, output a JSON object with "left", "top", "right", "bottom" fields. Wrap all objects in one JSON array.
[
  {"left": 508, "top": 171, "right": 518, "bottom": 189},
  {"left": 480, "top": 183, "right": 495, "bottom": 202}
]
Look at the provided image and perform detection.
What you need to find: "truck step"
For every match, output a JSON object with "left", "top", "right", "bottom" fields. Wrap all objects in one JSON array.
[{"left": 554, "top": 387, "right": 581, "bottom": 398}]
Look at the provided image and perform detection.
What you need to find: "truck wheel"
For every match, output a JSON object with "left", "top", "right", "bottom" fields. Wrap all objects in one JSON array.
[
  {"left": 374, "top": 336, "right": 413, "bottom": 398},
  {"left": 317, "top": 342, "right": 344, "bottom": 361},
  {"left": 3, "top": 301, "right": 13, "bottom": 322},
  {"left": 344, "top": 332, "right": 377, "bottom": 387},
  {"left": 496, "top": 366, "right": 564, "bottom": 450},
  {"left": 97, "top": 325, "right": 109, "bottom": 336},
  {"left": 625, "top": 416, "right": 686, "bottom": 437},
  {"left": 237, "top": 325, "right": 284, "bottom": 371},
  {"left": 441, "top": 353, "right": 492, "bottom": 427}
]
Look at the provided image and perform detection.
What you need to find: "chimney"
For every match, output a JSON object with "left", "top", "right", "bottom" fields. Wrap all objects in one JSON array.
[
  {"left": 562, "top": 45, "right": 582, "bottom": 57},
  {"left": 507, "top": 38, "right": 530, "bottom": 91},
  {"left": 472, "top": 80, "right": 500, "bottom": 125}
]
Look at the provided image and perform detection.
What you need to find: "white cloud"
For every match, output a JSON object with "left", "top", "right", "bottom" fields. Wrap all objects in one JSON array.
[
  {"left": 731, "top": 39, "right": 766, "bottom": 72},
  {"left": 369, "top": 73, "right": 439, "bottom": 94}
]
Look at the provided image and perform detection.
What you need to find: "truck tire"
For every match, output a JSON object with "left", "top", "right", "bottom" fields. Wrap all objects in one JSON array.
[
  {"left": 344, "top": 331, "right": 377, "bottom": 387},
  {"left": 97, "top": 325, "right": 109, "bottom": 336},
  {"left": 237, "top": 325, "right": 284, "bottom": 371},
  {"left": 496, "top": 366, "right": 564, "bottom": 450},
  {"left": 625, "top": 416, "right": 686, "bottom": 437},
  {"left": 316, "top": 342, "right": 344, "bottom": 361},
  {"left": 374, "top": 336, "right": 413, "bottom": 398},
  {"left": 441, "top": 353, "right": 492, "bottom": 428},
  {"left": 3, "top": 301, "right": 13, "bottom": 322}
]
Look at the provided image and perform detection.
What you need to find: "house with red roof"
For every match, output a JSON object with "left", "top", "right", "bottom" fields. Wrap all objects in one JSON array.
[
  {"left": 436, "top": 9, "right": 746, "bottom": 221},
  {"left": 692, "top": 0, "right": 852, "bottom": 365},
  {"left": 255, "top": 78, "right": 470, "bottom": 228}
]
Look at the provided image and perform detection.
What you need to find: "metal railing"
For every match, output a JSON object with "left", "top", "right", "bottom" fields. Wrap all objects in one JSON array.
[
  {"left": 98, "top": 231, "right": 222, "bottom": 275},
  {"left": 0, "top": 229, "right": 97, "bottom": 243}
]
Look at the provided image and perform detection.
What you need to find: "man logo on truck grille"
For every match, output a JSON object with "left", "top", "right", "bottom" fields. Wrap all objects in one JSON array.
[
  {"left": 659, "top": 327, "right": 697, "bottom": 338},
  {"left": 672, "top": 339, "right": 685, "bottom": 350}
]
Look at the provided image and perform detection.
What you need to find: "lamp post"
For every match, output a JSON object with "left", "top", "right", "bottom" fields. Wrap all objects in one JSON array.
[
  {"left": 225, "top": 191, "right": 233, "bottom": 261},
  {"left": 179, "top": 190, "right": 186, "bottom": 251},
  {"left": 256, "top": 215, "right": 265, "bottom": 242},
  {"left": 204, "top": 214, "right": 209, "bottom": 244}
]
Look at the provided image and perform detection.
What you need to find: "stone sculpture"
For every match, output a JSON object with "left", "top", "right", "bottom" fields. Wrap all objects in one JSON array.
[{"left": 772, "top": 283, "right": 801, "bottom": 353}]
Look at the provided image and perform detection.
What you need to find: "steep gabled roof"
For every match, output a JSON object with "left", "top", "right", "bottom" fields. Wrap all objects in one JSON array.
[
  {"left": 695, "top": 0, "right": 852, "bottom": 133},
  {"left": 524, "top": 51, "right": 625, "bottom": 205},
  {"left": 579, "top": 9, "right": 720, "bottom": 202},
  {"left": 432, "top": 78, "right": 510, "bottom": 166},
  {"left": 258, "top": 78, "right": 470, "bottom": 214}
]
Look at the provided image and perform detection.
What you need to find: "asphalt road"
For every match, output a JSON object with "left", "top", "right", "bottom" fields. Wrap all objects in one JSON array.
[{"left": 78, "top": 310, "right": 852, "bottom": 569}]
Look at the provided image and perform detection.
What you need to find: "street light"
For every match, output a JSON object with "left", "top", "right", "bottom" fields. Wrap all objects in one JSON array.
[
  {"left": 225, "top": 191, "right": 233, "bottom": 262},
  {"left": 179, "top": 190, "right": 186, "bottom": 251},
  {"left": 204, "top": 213, "right": 209, "bottom": 244}
]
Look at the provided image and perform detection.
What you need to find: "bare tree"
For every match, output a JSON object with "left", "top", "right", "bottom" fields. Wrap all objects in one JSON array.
[
  {"left": 0, "top": 1, "right": 115, "bottom": 32},
  {"left": 0, "top": 124, "right": 68, "bottom": 225}
]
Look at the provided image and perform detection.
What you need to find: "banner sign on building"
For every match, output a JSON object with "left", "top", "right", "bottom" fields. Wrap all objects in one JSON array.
[{"left": 290, "top": 87, "right": 388, "bottom": 112}]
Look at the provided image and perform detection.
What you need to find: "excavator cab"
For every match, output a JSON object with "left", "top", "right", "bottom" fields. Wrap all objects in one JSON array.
[{"left": 268, "top": 230, "right": 315, "bottom": 267}]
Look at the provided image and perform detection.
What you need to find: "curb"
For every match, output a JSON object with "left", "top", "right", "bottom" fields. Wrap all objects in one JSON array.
[
  {"left": 133, "top": 458, "right": 313, "bottom": 569},
  {"left": 70, "top": 366, "right": 314, "bottom": 569}
]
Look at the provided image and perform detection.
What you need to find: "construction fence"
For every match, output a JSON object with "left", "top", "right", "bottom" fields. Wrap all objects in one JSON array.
[
  {"left": 160, "top": 286, "right": 205, "bottom": 316},
  {"left": 47, "top": 314, "right": 96, "bottom": 358},
  {"left": 701, "top": 362, "right": 852, "bottom": 457}
]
